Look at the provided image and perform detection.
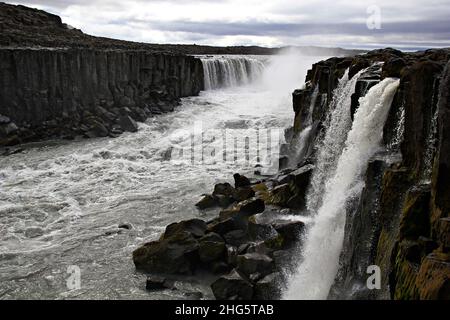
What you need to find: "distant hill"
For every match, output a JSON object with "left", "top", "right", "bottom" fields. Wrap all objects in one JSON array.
[{"left": 0, "top": 2, "right": 363, "bottom": 56}]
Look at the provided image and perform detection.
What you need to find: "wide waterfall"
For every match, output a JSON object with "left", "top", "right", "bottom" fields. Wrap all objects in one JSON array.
[
  {"left": 200, "top": 55, "right": 266, "bottom": 90},
  {"left": 284, "top": 77, "right": 400, "bottom": 300}
]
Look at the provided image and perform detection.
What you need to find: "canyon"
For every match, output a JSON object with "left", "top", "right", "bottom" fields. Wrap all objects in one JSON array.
[{"left": 0, "top": 2, "right": 448, "bottom": 300}]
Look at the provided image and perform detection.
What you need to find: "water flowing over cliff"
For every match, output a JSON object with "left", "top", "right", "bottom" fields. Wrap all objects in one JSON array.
[
  {"left": 282, "top": 48, "right": 450, "bottom": 300},
  {"left": 201, "top": 56, "right": 266, "bottom": 90},
  {"left": 285, "top": 76, "right": 400, "bottom": 299}
]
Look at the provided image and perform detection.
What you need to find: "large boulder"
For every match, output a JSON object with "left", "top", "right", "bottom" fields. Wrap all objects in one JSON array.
[
  {"left": 198, "top": 233, "right": 226, "bottom": 263},
  {"left": 118, "top": 115, "right": 138, "bottom": 132},
  {"left": 132, "top": 231, "right": 199, "bottom": 275},
  {"left": 253, "top": 272, "right": 283, "bottom": 299},
  {"left": 272, "top": 220, "right": 305, "bottom": 247},
  {"left": 163, "top": 218, "right": 207, "bottom": 239},
  {"left": 233, "top": 173, "right": 251, "bottom": 188},
  {"left": 236, "top": 252, "right": 275, "bottom": 278},
  {"left": 195, "top": 194, "right": 217, "bottom": 209},
  {"left": 211, "top": 269, "right": 254, "bottom": 300}
]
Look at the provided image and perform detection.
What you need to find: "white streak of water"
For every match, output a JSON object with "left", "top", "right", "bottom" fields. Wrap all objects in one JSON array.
[{"left": 284, "top": 78, "right": 400, "bottom": 300}]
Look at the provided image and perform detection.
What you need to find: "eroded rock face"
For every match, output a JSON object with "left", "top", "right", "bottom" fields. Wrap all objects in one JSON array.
[{"left": 291, "top": 48, "right": 450, "bottom": 300}]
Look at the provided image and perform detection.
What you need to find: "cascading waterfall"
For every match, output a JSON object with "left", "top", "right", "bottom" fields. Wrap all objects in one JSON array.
[
  {"left": 284, "top": 77, "right": 400, "bottom": 300},
  {"left": 200, "top": 56, "right": 265, "bottom": 90},
  {"left": 306, "top": 68, "right": 365, "bottom": 213}
]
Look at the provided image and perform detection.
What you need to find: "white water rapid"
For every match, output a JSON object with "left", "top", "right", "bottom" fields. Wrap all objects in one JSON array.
[{"left": 284, "top": 77, "right": 400, "bottom": 300}]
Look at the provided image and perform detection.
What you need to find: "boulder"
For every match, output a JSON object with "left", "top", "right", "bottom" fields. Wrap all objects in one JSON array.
[
  {"left": 248, "top": 217, "right": 278, "bottom": 241},
  {"left": 236, "top": 252, "right": 275, "bottom": 278},
  {"left": 272, "top": 220, "right": 305, "bottom": 247},
  {"left": 118, "top": 115, "right": 138, "bottom": 132},
  {"left": 207, "top": 218, "right": 236, "bottom": 235},
  {"left": 146, "top": 276, "right": 175, "bottom": 290},
  {"left": 198, "top": 233, "right": 226, "bottom": 263},
  {"left": 213, "top": 182, "right": 235, "bottom": 198},
  {"left": 163, "top": 218, "right": 207, "bottom": 239},
  {"left": 253, "top": 272, "right": 283, "bottom": 299},
  {"left": 233, "top": 173, "right": 251, "bottom": 188},
  {"left": 132, "top": 231, "right": 199, "bottom": 275},
  {"left": 211, "top": 269, "right": 254, "bottom": 300},
  {"left": 195, "top": 194, "right": 217, "bottom": 209},
  {"left": 233, "top": 187, "right": 256, "bottom": 202},
  {"left": 223, "top": 230, "right": 250, "bottom": 247}
]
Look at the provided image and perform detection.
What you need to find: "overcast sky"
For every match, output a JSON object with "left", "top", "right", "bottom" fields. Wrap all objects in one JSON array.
[{"left": 8, "top": 0, "right": 450, "bottom": 50}]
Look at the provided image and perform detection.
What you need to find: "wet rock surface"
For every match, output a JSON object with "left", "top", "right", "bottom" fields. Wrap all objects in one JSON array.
[
  {"left": 291, "top": 48, "right": 450, "bottom": 300},
  {"left": 133, "top": 173, "right": 307, "bottom": 299}
]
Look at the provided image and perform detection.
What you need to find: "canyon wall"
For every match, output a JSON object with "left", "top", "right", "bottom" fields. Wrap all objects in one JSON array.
[
  {"left": 290, "top": 48, "right": 450, "bottom": 299},
  {"left": 0, "top": 48, "right": 203, "bottom": 146},
  {"left": 0, "top": 3, "right": 203, "bottom": 147}
]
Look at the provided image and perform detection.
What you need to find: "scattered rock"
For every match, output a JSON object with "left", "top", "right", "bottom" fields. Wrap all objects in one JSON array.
[
  {"left": 195, "top": 195, "right": 217, "bottom": 209},
  {"left": 223, "top": 230, "right": 250, "bottom": 247},
  {"left": 118, "top": 115, "right": 138, "bottom": 133},
  {"left": 163, "top": 219, "right": 207, "bottom": 239},
  {"left": 211, "top": 269, "right": 254, "bottom": 300},
  {"left": 236, "top": 252, "right": 275, "bottom": 278},
  {"left": 233, "top": 173, "right": 251, "bottom": 188},
  {"left": 254, "top": 272, "right": 283, "bottom": 299},
  {"left": 132, "top": 231, "right": 199, "bottom": 275}
]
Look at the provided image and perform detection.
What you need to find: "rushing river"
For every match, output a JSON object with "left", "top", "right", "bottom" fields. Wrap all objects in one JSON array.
[{"left": 0, "top": 54, "right": 324, "bottom": 299}]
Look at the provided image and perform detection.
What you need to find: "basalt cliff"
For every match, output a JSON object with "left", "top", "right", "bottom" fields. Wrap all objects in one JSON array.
[
  {"left": 0, "top": 2, "right": 205, "bottom": 147},
  {"left": 289, "top": 48, "right": 450, "bottom": 299}
]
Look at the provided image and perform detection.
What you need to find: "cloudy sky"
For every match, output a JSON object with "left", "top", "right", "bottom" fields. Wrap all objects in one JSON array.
[{"left": 8, "top": 0, "right": 450, "bottom": 50}]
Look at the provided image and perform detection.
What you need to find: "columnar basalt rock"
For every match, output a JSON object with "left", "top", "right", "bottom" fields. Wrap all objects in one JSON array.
[
  {"left": 290, "top": 48, "right": 450, "bottom": 300},
  {"left": 0, "top": 3, "right": 204, "bottom": 147},
  {"left": 0, "top": 48, "right": 204, "bottom": 146}
]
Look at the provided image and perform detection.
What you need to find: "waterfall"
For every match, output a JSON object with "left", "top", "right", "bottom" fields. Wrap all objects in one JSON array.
[
  {"left": 284, "top": 77, "right": 400, "bottom": 300},
  {"left": 306, "top": 68, "right": 365, "bottom": 213},
  {"left": 200, "top": 56, "right": 265, "bottom": 90}
]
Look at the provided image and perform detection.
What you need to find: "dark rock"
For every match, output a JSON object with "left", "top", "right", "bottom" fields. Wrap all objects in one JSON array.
[
  {"left": 211, "top": 261, "right": 230, "bottom": 274},
  {"left": 223, "top": 230, "right": 250, "bottom": 247},
  {"left": 132, "top": 231, "right": 199, "bottom": 275},
  {"left": 208, "top": 218, "right": 236, "bottom": 235},
  {"left": 163, "top": 219, "right": 207, "bottom": 239},
  {"left": 248, "top": 216, "right": 278, "bottom": 241},
  {"left": 236, "top": 252, "right": 275, "bottom": 278},
  {"left": 213, "top": 182, "right": 235, "bottom": 197},
  {"left": 118, "top": 115, "right": 138, "bottom": 133},
  {"left": 198, "top": 237, "right": 226, "bottom": 263},
  {"left": 253, "top": 272, "right": 283, "bottom": 299},
  {"left": 211, "top": 269, "right": 254, "bottom": 300},
  {"left": 233, "top": 173, "right": 251, "bottom": 188},
  {"left": 146, "top": 275, "right": 172, "bottom": 290},
  {"left": 238, "top": 198, "right": 265, "bottom": 215},
  {"left": 233, "top": 187, "right": 255, "bottom": 202},
  {"left": 272, "top": 220, "right": 305, "bottom": 247},
  {"left": 195, "top": 195, "right": 217, "bottom": 209}
]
